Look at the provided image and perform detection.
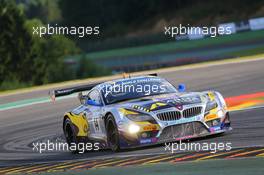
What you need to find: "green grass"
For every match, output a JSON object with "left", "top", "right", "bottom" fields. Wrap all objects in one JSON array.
[
  {"left": 85, "top": 30, "right": 264, "bottom": 60},
  {"left": 227, "top": 45, "right": 264, "bottom": 57},
  {"left": 0, "top": 80, "right": 31, "bottom": 91}
]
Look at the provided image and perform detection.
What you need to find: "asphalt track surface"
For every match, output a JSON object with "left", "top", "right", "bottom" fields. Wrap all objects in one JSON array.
[{"left": 0, "top": 58, "right": 264, "bottom": 167}]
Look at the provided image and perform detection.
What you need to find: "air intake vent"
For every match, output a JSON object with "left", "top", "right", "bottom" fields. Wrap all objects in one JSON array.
[
  {"left": 157, "top": 106, "right": 203, "bottom": 121},
  {"left": 157, "top": 111, "right": 181, "bottom": 121},
  {"left": 183, "top": 107, "right": 202, "bottom": 118}
]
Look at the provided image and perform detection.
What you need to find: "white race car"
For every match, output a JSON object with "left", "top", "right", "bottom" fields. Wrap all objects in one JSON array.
[{"left": 50, "top": 74, "right": 231, "bottom": 152}]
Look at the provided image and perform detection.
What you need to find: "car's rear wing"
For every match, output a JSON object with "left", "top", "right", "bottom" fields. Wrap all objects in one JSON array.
[
  {"left": 49, "top": 73, "right": 158, "bottom": 100},
  {"left": 49, "top": 83, "right": 98, "bottom": 100}
]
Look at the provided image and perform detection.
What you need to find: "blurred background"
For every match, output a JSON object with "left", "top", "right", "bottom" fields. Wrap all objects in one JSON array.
[{"left": 1, "top": 0, "right": 264, "bottom": 91}]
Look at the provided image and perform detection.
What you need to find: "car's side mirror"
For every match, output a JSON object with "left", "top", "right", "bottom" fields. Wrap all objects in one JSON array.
[
  {"left": 78, "top": 92, "right": 86, "bottom": 104},
  {"left": 177, "top": 84, "right": 186, "bottom": 92},
  {"left": 86, "top": 99, "right": 102, "bottom": 106}
]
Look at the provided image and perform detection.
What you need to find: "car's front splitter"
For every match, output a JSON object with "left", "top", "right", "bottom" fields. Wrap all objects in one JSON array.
[{"left": 118, "top": 123, "right": 232, "bottom": 149}]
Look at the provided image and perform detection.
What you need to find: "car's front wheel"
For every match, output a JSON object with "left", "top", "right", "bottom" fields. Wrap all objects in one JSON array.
[
  {"left": 106, "top": 114, "right": 120, "bottom": 152},
  {"left": 64, "top": 118, "right": 82, "bottom": 154}
]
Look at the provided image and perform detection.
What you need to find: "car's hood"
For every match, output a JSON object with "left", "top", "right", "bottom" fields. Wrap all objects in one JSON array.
[{"left": 117, "top": 92, "right": 207, "bottom": 112}]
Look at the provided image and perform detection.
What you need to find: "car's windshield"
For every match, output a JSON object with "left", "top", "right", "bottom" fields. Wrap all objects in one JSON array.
[{"left": 100, "top": 77, "right": 177, "bottom": 105}]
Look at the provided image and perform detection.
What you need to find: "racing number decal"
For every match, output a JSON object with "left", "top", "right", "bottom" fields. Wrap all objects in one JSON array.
[{"left": 93, "top": 118, "right": 100, "bottom": 132}]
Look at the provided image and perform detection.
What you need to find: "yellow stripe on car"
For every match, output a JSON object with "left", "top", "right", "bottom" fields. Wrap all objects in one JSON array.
[
  {"left": 208, "top": 92, "right": 215, "bottom": 101},
  {"left": 150, "top": 102, "right": 167, "bottom": 111},
  {"left": 67, "top": 112, "right": 89, "bottom": 137}
]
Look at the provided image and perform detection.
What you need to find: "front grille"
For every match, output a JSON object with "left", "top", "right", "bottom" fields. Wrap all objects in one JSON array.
[
  {"left": 157, "top": 111, "right": 181, "bottom": 121},
  {"left": 158, "top": 122, "right": 209, "bottom": 142},
  {"left": 183, "top": 107, "right": 202, "bottom": 118},
  {"left": 157, "top": 107, "right": 203, "bottom": 121}
]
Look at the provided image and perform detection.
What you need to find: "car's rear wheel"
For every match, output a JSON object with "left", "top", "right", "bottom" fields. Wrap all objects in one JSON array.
[
  {"left": 64, "top": 118, "right": 82, "bottom": 154},
  {"left": 106, "top": 114, "right": 120, "bottom": 152}
]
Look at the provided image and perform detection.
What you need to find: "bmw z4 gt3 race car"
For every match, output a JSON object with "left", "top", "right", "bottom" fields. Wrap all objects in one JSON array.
[{"left": 50, "top": 74, "right": 231, "bottom": 152}]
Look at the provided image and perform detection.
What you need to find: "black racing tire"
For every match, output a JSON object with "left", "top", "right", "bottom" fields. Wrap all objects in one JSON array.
[
  {"left": 106, "top": 114, "right": 120, "bottom": 152},
  {"left": 225, "top": 112, "right": 231, "bottom": 126},
  {"left": 63, "top": 118, "right": 82, "bottom": 154}
]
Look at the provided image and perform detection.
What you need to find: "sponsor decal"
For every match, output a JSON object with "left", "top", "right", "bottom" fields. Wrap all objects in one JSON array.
[
  {"left": 143, "top": 125, "right": 158, "bottom": 131},
  {"left": 93, "top": 118, "right": 100, "bottom": 131},
  {"left": 175, "top": 104, "right": 183, "bottom": 110},
  {"left": 210, "top": 126, "right": 221, "bottom": 132},
  {"left": 166, "top": 96, "right": 201, "bottom": 105},
  {"left": 151, "top": 137, "right": 158, "bottom": 143},
  {"left": 140, "top": 138, "right": 152, "bottom": 144},
  {"left": 169, "top": 117, "right": 195, "bottom": 125},
  {"left": 175, "top": 135, "right": 193, "bottom": 141},
  {"left": 132, "top": 96, "right": 201, "bottom": 112}
]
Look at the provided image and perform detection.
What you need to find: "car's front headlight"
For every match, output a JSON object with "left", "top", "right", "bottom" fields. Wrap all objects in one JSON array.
[
  {"left": 119, "top": 108, "right": 154, "bottom": 122},
  {"left": 217, "top": 110, "right": 225, "bottom": 118},
  {"left": 128, "top": 124, "right": 140, "bottom": 134},
  {"left": 126, "top": 113, "right": 154, "bottom": 122},
  {"left": 205, "top": 101, "right": 218, "bottom": 112}
]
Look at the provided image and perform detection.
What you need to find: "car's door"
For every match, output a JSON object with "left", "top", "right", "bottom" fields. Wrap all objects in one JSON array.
[{"left": 85, "top": 89, "right": 106, "bottom": 140}]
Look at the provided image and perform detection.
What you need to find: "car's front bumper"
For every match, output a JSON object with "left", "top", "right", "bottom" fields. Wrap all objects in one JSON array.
[{"left": 118, "top": 112, "right": 231, "bottom": 149}]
